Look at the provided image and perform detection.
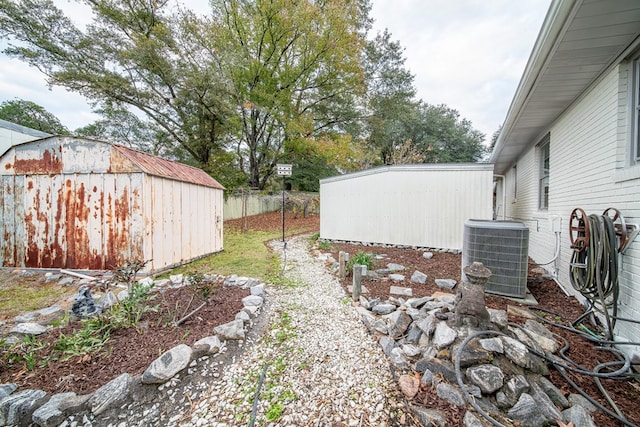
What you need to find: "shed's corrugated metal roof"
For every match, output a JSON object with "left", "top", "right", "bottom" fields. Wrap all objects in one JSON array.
[{"left": 113, "top": 145, "right": 224, "bottom": 189}]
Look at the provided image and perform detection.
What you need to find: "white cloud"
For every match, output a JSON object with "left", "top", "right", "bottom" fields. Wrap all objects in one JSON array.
[{"left": 370, "top": 0, "right": 551, "bottom": 141}]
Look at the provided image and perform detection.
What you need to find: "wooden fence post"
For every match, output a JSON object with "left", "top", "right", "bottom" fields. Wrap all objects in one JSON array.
[
  {"left": 339, "top": 251, "right": 346, "bottom": 280},
  {"left": 352, "top": 264, "right": 363, "bottom": 301}
]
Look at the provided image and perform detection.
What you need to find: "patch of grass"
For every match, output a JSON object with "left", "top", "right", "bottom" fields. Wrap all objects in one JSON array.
[
  {"left": 170, "top": 229, "right": 281, "bottom": 279},
  {"left": 0, "top": 282, "right": 72, "bottom": 319},
  {"left": 265, "top": 402, "right": 283, "bottom": 421},
  {"left": 317, "top": 239, "right": 332, "bottom": 250}
]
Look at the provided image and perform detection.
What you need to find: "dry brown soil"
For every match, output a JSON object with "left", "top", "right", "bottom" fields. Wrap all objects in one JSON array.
[{"left": 1, "top": 211, "right": 638, "bottom": 426}]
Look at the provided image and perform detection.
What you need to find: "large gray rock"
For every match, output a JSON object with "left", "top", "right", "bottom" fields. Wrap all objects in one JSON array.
[
  {"left": 241, "top": 295, "right": 263, "bottom": 307},
  {"left": 535, "top": 376, "right": 569, "bottom": 408},
  {"left": 387, "top": 263, "right": 405, "bottom": 271},
  {"left": 406, "top": 323, "right": 423, "bottom": 344},
  {"left": 415, "top": 356, "right": 457, "bottom": 382},
  {"left": 89, "top": 373, "right": 131, "bottom": 415},
  {"left": 507, "top": 393, "right": 557, "bottom": 427},
  {"left": 502, "top": 336, "right": 530, "bottom": 368},
  {"left": 406, "top": 296, "right": 432, "bottom": 309},
  {"left": 434, "top": 279, "right": 456, "bottom": 290},
  {"left": 193, "top": 335, "right": 223, "bottom": 355},
  {"left": 389, "top": 274, "right": 405, "bottom": 282},
  {"left": 389, "top": 347, "right": 408, "bottom": 369},
  {"left": 433, "top": 321, "right": 457, "bottom": 349},
  {"left": 250, "top": 284, "right": 265, "bottom": 297},
  {"left": 142, "top": 344, "right": 193, "bottom": 384},
  {"left": 0, "top": 384, "right": 17, "bottom": 400},
  {"left": 411, "top": 271, "right": 428, "bottom": 284},
  {"left": 487, "top": 308, "right": 508, "bottom": 327},
  {"left": 379, "top": 336, "right": 396, "bottom": 356},
  {"left": 10, "top": 322, "right": 48, "bottom": 336},
  {"left": 562, "top": 405, "right": 596, "bottom": 427},
  {"left": 529, "top": 381, "right": 562, "bottom": 421},
  {"left": 502, "top": 375, "right": 530, "bottom": 405},
  {"left": 410, "top": 405, "right": 447, "bottom": 427},
  {"left": 415, "top": 314, "right": 436, "bottom": 336},
  {"left": 436, "top": 383, "right": 466, "bottom": 407},
  {"left": 32, "top": 392, "right": 76, "bottom": 427},
  {"left": 214, "top": 319, "right": 245, "bottom": 340},
  {"left": 463, "top": 411, "right": 485, "bottom": 427},
  {"left": 0, "top": 389, "right": 47, "bottom": 426},
  {"left": 466, "top": 364, "right": 504, "bottom": 394},
  {"left": 386, "top": 310, "right": 412, "bottom": 339},
  {"left": 479, "top": 337, "right": 504, "bottom": 353},
  {"left": 568, "top": 393, "right": 598, "bottom": 413},
  {"left": 96, "top": 291, "right": 118, "bottom": 310},
  {"left": 372, "top": 303, "right": 396, "bottom": 315}
]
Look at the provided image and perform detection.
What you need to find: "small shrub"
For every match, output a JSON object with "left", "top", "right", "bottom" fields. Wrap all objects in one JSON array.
[
  {"left": 348, "top": 250, "right": 373, "bottom": 272},
  {"left": 309, "top": 232, "right": 320, "bottom": 242},
  {"left": 318, "top": 239, "right": 332, "bottom": 250}
]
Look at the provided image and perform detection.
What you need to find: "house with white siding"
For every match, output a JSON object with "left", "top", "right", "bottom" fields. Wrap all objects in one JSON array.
[{"left": 490, "top": 0, "right": 640, "bottom": 358}]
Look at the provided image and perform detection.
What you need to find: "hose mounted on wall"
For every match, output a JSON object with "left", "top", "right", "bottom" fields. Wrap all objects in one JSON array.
[{"left": 568, "top": 208, "right": 637, "bottom": 340}]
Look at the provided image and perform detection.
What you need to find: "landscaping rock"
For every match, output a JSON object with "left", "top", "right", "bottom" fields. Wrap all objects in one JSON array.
[
  {"left": 389, "top": 274, "right": 405, "bottom": 282},
  {"left": 386, "top": 310, "right": 412, "bottom": 339},
  {"left": 433, "top": 321, "right": 457, "bottom": 349},
  {"left": 410, "top": 405, "right": 447, "bottom": 427},
  {"left": 32, "top": 392, "right": 76, "bottom": 427},
  {"left": 387, "top": 263, "right": 405, "bottom": 271},
  {"left": 422, "top": 252, "right": 434, "bottom": 259},
  {"left": 371, "top": 303, "right": 396, "bottom": 315},
  {"left": 436, "top": 382, "right": 466, "bottom": 407},
  {"left": 0, "top": 389, "right": 47, "bottom": 426},
  {"left": 241, "top": 295, "right": 263, "bottom": 307},
  {"left": 434, "top": 279, "right": 456, "bottom": 290},
  {"left": 142, "top": 344, "right": 193, "bottom": 384},
  {"left": 562, "top": 405, "right": 596, "bottom": 427},
  {"left": 89, "top": 373, "right": 132, "bottom": 416},
  {"left": 0, "top": 384, "right": 17, "bottom": 400},
  {"left": 466, "top": 364, "right": 504, "bottom": 394},
  {"left": 213, "top": 319, "right": 245, "bottom": 340},
  {"left": 410, "top": 271, "right": 427, "bottom": 284},
  {"left": 250, "top": 284, "right": 265, "bottom": 297},
  {"left": 10, "top": 322, "right": 48, "bottom": 336},
  {"left": 193, "top": 336, "right": 223, "bottom": 355},
  {"left": 389, "top": 285, "right": 412, "bottom": 296}
]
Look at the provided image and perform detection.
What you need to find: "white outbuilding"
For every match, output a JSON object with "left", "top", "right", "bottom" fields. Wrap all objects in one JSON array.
[
  {"left": 0, "top": 136, "right": 224, "bottom": 273},
  {"left": 319, "top": 163, "right": 494, "bottom": 250}
]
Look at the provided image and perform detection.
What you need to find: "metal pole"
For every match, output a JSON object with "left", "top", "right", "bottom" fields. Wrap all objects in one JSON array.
[{"left": 282, "top": 176, "right": 285, "bottom": 242}]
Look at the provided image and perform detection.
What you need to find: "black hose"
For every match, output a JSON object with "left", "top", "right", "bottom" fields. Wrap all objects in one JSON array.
[
  {"left": 569, "top": 214, "right": 619, "bottom": 339},
  {"left": 248, "top": 363, "right": 269, "bottom": 427}
]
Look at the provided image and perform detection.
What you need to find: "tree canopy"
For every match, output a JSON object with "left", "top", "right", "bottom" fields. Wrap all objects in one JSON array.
[
  {"left": 0, "top": 0, "right": 489, "bottom": 190},
  {"left": 0, "top": 99, "right": 69, "bottom": 134}
]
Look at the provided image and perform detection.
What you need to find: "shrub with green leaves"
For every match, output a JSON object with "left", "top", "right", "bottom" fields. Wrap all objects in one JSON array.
[{"left": 348, "top": 250, "right": 373, "bottom": 272}]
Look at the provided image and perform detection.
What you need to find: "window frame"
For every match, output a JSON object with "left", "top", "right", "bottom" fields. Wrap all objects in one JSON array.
[
  {"left": 539, "top": 138, "right": 550, "bottom": 211},
  {"left": 632, "top": 57, "right": 640, "bottom": 163}
]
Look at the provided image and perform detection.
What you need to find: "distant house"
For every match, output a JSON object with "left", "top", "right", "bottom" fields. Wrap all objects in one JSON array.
[
  {"left": 320, "top": 164, "right": 494, "bottom": 250},
  {"left": 0, "top": 136, "right": 224, "bottom": 273},
  {"left": 490, "top": 0, "right": 640, "bottom": 355},
  {"left": 0, "top": 119, "right": 51, "bottom": 156}
]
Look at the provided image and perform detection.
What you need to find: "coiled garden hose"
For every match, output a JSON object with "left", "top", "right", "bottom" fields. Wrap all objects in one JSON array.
[{"left": 570, "top": 214, "right": 619, "bottom": 340}]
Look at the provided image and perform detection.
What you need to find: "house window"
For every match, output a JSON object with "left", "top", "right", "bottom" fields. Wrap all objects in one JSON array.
[
  {"left": 539, "top": 140, "right": 550, "bottom": 210},
  {"left": 633, "top": 58, "right": 640, "bottom": 162}
]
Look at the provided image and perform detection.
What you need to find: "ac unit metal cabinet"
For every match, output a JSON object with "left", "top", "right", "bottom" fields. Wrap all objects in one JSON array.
[{"left": 462, "top": 219, "right": 529, "bottom": 298}]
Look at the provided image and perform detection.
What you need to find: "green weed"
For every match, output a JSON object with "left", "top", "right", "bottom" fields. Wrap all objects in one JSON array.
[{"left": 348, "top": 250, "right": 373, "bottom": 272}]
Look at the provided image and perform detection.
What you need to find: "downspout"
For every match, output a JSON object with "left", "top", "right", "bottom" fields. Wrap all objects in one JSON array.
[{"left": 494, "top": 175, "right": 506, "bottom": 220}]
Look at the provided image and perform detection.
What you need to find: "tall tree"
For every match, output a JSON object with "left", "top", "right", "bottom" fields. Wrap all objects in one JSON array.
[
  {"left": 209, "top": 0, "right": 368, "bottom": 189},
  {"left": 0, "top": 0, "right": 232, "bottom": 176},
  {"left": 0, "top": 99, "right": 69, "bottom": 134},
  {"left": 362, "top": 29, "right": 417, "bottom": 165}
]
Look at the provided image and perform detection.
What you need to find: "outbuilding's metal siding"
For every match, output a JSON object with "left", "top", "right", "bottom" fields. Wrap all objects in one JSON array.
[
  {"left": 0, "top": 137, "right": 223, "bottom": 272},
  {"left": 319, "top": 164, "right": 494, "bottom": 250}
]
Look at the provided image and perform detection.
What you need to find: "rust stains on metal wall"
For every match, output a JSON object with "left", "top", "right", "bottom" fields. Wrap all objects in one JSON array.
[{"left": 14, "top": 147, "right": 63, "bottom": 174}]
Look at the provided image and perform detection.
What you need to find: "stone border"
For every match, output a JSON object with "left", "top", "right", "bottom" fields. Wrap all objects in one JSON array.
[{"left": 0, "top": 276, "right": 268, "bottom": 427}]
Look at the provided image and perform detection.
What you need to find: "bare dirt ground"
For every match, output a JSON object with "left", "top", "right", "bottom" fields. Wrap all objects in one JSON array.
[{"left": 1, "top": 211, "right": 638, "bottom": 426}]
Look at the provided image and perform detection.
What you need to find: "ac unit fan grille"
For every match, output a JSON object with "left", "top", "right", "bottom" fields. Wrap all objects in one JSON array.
[{"left": 462, "top": 220, "right": 529, "bottom": 298}]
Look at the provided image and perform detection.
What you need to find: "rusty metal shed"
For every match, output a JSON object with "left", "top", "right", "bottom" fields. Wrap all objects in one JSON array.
[{"left": 0, "top": 136, "right": 224, "bottom": 273}]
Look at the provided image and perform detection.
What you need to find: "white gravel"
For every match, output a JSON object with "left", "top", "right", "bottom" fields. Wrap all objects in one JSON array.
[{"left": 180, "top": 235, "right": 411, "bottom": 426}]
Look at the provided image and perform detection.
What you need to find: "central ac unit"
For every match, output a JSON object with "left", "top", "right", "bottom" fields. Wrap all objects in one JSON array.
[{"left": 462, "top": 219, "right": 529, "bottom": 298}]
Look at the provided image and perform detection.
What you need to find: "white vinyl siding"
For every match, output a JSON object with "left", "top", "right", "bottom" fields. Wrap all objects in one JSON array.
[
  {"left": 320, "top": 164, "right": 493, "bottom": 250},
  {"left": 508, "top": 66, "right": 640, "bottom": 350}
]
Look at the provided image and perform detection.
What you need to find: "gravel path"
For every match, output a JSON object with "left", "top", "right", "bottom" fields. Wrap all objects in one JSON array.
[{"left": 181, "top": 235, "right": 412, "bottom": 426}]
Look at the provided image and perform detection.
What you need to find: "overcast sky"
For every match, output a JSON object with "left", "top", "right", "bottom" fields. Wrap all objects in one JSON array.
[{"left": 0, "top": 0, "right": 551, "bottom": 144}]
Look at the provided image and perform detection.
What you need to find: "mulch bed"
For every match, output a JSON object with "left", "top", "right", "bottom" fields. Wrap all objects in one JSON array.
[
  {"left": 327, "top": 242, "right": 640, "bottom": 427},
  {"left": 0, "top": 284, "right": 248, "bottom": 395}
]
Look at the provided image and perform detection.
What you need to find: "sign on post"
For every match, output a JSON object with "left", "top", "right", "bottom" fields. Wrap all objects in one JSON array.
[{"left": 277, "top": 164, "right": 292, "bottom": 176}]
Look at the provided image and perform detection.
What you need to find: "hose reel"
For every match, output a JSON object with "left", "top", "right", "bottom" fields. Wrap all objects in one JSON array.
[{"left": 568, "top": 208, "right": 638, "bottom": 340}]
